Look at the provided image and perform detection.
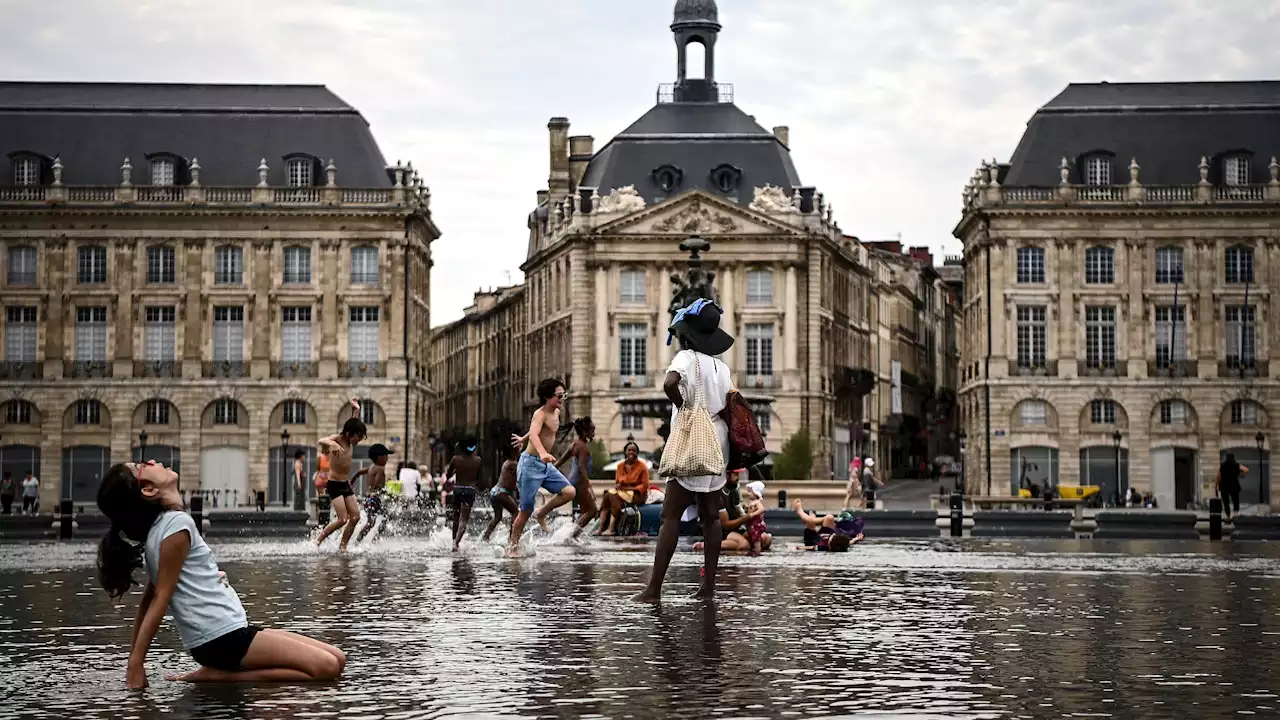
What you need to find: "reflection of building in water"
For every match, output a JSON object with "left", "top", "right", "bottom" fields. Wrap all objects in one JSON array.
[
  {"left": 0, "top": 83, "right": 439, "bottom": 509},
  {"left": 956, "top": 82, "right": 1279, "bottom": 509},
  {"left": 427, "top": 0, "right": 959, "bottom": 477}
]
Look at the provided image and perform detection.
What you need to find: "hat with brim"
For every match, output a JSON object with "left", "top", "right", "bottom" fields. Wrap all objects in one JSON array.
[{"left": 668, "top": 298, "right": 734, "bottom": 356}]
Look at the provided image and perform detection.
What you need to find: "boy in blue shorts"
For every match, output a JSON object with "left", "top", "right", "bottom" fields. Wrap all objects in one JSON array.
[{"left": 506, "top": 378, "right": 577, "bottom": 557}]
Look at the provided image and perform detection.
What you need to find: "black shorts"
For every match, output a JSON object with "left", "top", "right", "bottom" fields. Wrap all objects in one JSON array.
[
  {"left": 326, "top": 481, "right": 354, "bottom": 499},
  {"left": 451, "top": 485, "right": 477, "bottom": 508},
  {"left": 190, "top": 625, "right": 261, "bottom": 672},
  {"left": 804, "top": 527, "right": 834, "bottom": 549}
]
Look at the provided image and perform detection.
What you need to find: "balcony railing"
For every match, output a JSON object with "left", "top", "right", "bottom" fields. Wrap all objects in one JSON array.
[
  {"left": 0, "top": 361, "right": 42, "bottom": 380},
  {"left": 341, "top": 361, "right": 386, "bottom": 378},
  {"left": 203, "top": 360, "right": 247, "bottom": 378},
  {"left": 350, "top": 272, "right": 380, "bottom": 285},
  {"left": 1077, "top": 360, "right": 1127, "bottom": 378},
  {"left": 66, "top": 360, "right": 111, "bottom": 378},
  {"left": 134, "top": 360, "right": 180, "bottom": 378},
  {"left": 1148, "top": 359, "right": 1197, "bottom": 378},
  {"left": 137, "top": 186, "right": 184, "bottom": 203},
  {"left": 7, "top": 270, "right": 35, "bottom": 285},
  {"left": 213, "top": 272, "right": 244, "bottom": 285},
  {"left": 613, "top": 374, "right": 652, "bottom": 389},
  {"left": 1008, "top": 360, "right": 1058, "bottom": 377},
  {"left": 743, "top": 374, "right": 778, "bottom": 389},
  {"left": 276, "top": 361, "right": 317, "bottom": 379},
  {"left": 1219, "top": 360, "right": 1269, "bottom": 379},
  {"left": 0, "top": 180, "right": 429, "bottom": 211}
]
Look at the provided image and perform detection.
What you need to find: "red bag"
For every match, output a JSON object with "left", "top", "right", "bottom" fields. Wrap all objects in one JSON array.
[{"left": 726, "top": 391, "right": 767, "bottom": 471}]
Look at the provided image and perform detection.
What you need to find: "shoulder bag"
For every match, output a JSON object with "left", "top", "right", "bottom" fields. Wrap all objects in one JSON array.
[{"left": 658, "top": 353, "right": 726, "bottom": 479}]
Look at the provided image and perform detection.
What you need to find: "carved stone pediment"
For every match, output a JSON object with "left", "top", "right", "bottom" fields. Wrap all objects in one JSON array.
[{"left": 598, "top": 191, "right": 796, "bottom": 237}]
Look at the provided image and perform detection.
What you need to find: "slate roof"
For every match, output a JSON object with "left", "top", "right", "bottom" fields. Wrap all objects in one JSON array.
[
  {"left": 0, "top": 82, "right": 393, "bottom": 187},
  {"left": 1003, "top": 81, "right": 1280, "bottom": 186}
]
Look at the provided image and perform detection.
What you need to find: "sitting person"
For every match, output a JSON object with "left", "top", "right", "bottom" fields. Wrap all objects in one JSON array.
[
  {"left": 599, "top": 442, "right": 650, "bottom": 536},
  {"left": 692, "top": 471, "right": 772, "bottom": 553},
  {"left": 793, "top": 500, "right": 864, "bottom": 551},
  {"left": 743, "top": 481, "right": 768, "bottom": 556}
]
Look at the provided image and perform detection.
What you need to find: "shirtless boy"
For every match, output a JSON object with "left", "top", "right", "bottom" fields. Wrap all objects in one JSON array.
[
  {"left": 354, "top": 443, "right": 394, "bottom": 544},
  {"left": 506, "top": 378, "right": 577, "bottom": 557},
  {"left": 315, "top": 398, "right": 367, "bottom": 551},
  {"left": 444, "top": 437, "right": 482, "bottom": 552},
  {"left": 483, "top": 446, "right": 521, "bottom": 543}
]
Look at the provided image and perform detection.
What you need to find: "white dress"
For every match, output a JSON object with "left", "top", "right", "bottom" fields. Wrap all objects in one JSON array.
[{"left": 666, "top": 349, "right": 733, "bottom": 494}]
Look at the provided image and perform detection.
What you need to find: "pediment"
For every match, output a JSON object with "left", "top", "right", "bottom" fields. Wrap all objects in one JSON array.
[{"left": 596, "top": 190, "right": 800, "bottom": 237}]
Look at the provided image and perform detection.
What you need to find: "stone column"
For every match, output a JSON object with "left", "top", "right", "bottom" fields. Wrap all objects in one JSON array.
[
  {"left": 719, "top": 264, "right": 736, "bottom": 370},
  {"left": 1125, "top": 238, "right": 1144, "bottom": 378},
  {"left": 388, "top": 241, "right": 407, "bottom": 379},
  {"left": 183, "top": 240, "right": 205, "bottom": 378},
  {"left": 594, "top": 266, "right": 608, "bottom": 382},
  {"left": 39, "top": 428, "right": 63, "bottom": 510},
  {"left": 251, "top": 240, "right": 272, "bottom": 378},
  {"left": 320, "top": 239, "right": 340, "bottom": 378},
  {"left": 43, "top": 239, "right": 66, "bottom": 379},
  {"left": 1196, "top": 238, "right": 1216, "bottom": 378},
  {"left": 658, "top": 266, "right": 673, "bottom": 369},
  {"left": 113, "top": 239, "right": 136, "bottom": 378},
  {"left": 784, "top": 265, "right": 798, "bottom": 370},
  {"left": 1055, "top": 239, "right": 1075, "bottom": 375},
  {"left": 1269, "top": 239, "right": 1280, "bottom": 379}
]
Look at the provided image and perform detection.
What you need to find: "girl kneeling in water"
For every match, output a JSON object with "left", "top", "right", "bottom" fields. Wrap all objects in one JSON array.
[{"left": 98, "top": 461, "right": 346, "bottom": 688}]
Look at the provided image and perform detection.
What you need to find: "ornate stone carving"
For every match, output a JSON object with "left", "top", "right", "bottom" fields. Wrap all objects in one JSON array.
[
  {"left": 1093, "top": 386, "right": 1113, "bottom": 400},
  {"left": 595, "top": 185, "right": 646, "bottom": 214},
  {"left": 1060, "top": 157, "right": 1071, "bottom": 185},
  {"left": 749, "top": 184, "right": 799, "bottom": 214},
  {"left": 652, "top": 201, "right": 738, "bottom": 234}
]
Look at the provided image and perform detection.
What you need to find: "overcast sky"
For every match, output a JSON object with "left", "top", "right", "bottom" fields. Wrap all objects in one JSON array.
[{"left": 3, "top": 0, "right": 1278, "bottom": 323}]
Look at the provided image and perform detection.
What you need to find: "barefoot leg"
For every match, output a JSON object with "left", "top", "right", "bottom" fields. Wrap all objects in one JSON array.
[
  {"left": 168, "top": 629, "right": 343, "bottom": 683},
  {"left": 338, "top": 496, "right": 361, "bottom": 550},
  {"left": 634, "top": 480, "right": 690, "bottom": 604},
  {"left": 316, "top": 499, "right": 350, "bottom": 546}
]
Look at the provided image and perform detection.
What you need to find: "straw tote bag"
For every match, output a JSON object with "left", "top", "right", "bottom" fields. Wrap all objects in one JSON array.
[{"left": 659, "top": 353, "right": 726, "bottom": 479}]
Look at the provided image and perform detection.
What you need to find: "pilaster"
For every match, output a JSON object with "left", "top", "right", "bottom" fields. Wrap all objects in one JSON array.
[
  {"left": 388, "top": 242, "right": 407, "bottom": 379},
  {"left": 594, "top": 266, "right": 609, "bottom": 385},
  {"left": 43, "top": 239, "right": 66, "bottom": 379},
  {"left": 784, "top": 264, "right": 798, "bottom": 371},
  {"left": 113, "top": 238, "right": 136, "bottom": 378},
  {"left": 251, "top": 239, "right": 272, "bottom": 378},
  {"left": 320, "top": 239, "right": 340, "bottom": 377},
  {"left": 720, "top": 264, "right": 736, "bottom": 369},
  {"left": 1196, "top": 238, "right": 1216, "bottom": 377},
  {"left": 659, "top": 266, "right": 674, "bottom": 369},
  {"left": 182, "top": 240, "right": 204, "bottom": 378},
  {"left": 1125, "top": 237, "right": 1144, "bottom": 378}
]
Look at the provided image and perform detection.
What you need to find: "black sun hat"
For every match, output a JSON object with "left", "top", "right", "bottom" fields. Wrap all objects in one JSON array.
[
  {"left": 667, "top": 298, "right": 734, "bottom": 356},
  {"left": 368, "top": 443, "right": 394, "bottom": 459}
]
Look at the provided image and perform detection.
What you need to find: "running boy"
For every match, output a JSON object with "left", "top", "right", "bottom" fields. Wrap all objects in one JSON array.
[
  {"left": 444, "top": 437, "right": 482, "bottom": 552},
  {"left": 354, "top": 443, "right": 393, "bottom": 544},
  {"left": 506, "top": 378, "right": 577, "bottom": 557},
  {"left": 315, "top": 398, "right": 367, "bottom": 551},
  {"left": 482, "top": 445, "right": 521, "bottom": 543}
]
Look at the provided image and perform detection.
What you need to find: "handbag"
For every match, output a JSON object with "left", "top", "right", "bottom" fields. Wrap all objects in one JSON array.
[
  {"left": 726, "top": 391, "right": 768, "bottom": 471},
  {"left": 658, "top": 352, "right": 726, "bottom": 479}
]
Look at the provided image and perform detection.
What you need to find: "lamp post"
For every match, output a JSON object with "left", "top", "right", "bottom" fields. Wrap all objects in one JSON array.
[
  {"left": 427, "top": 431, "right": 438, "bottom": 474},
  {"left": 280, "top": 428, "right": 290, "bottom": 507},
  {"left": 1257, "top": 430, "right": 1267, "bottom": 506},
  {"left": 1112, "top": 429, "right": 1123, "bottom": 507},
  {"left": 138, "top": 428, "right": 148, "bottom": 461},
  {"left": 956, "top": 431, "right": 967, "bottom": 494}
]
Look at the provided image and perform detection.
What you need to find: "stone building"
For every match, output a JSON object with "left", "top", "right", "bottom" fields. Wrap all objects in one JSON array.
[
  {"left": 0, "top": 82, "right": 438, "bottom": 510},
  {"left": 956, "top": 81, "right": 1279, "bottom": 510}
]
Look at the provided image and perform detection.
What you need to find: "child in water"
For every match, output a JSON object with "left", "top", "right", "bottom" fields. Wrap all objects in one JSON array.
[
  {"left": 743, "top": 481, "right": 768, "bottom": 556},
  {"left": 97, "top": 461, "right": 345, "bottom": 688}
]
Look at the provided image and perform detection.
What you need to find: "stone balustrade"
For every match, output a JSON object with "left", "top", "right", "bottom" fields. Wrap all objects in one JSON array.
[{"left": 0, "top": 183, "right": 423, "bottom": 210}]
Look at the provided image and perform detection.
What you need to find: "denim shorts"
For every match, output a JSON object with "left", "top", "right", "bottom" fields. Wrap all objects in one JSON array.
[{"left": 517, "top": 454, "right": 572, "bottom": 512}]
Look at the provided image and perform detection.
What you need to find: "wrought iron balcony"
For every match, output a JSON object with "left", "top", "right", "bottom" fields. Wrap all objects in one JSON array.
[
  {"left": 1077, "top": 360, "right": 1127, "bottom": 378},
  {"left": 341, "top": 361, "right": 385, "bottom": 378},
  {"left": 134, "top": 360, "right": 180, "bottom": 378},
  {"left": 203, "top": 360, "right": 247, "bottom": 378},
  {"left": 1148, "top": 359, "right": 1197, "bottom": 378},
  {"left": 276, "top": 361, "right": 317, "bottom": 379},
  {"left": 1008, "top": 360, "right": 1058, "bottom": 377},
  {"left": 66, "top": 360, "right": 111, "bottom": 378},
  {"left": 1219, "top": 360, "right": 1269, "bottom": 379},
  {"left": 0, "top": 361, "right": 42, "bottom": 380}
]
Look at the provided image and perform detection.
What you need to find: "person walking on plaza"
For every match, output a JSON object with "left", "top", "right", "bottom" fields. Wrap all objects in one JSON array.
[
  {"left": 506, "top": 378, "right": 577, "bottom": 557},
  {"left": 97, "top": 460, "right": 345, "bottom": 687},
  {"left": 354, "top": 443, "right": 394, "bottom": 544},
  {"left": 292, "top": 451, "right": 306, "bottom": 509},
  {"left": 21, "top": 471, "right": 39, "bottom": 514},
  {"left": 1217, "top": 453, "right": 1249, "bottom": 520},
  {"left": 635, "top": 299, "right": 735, "bottom": 604},
  {"left": 1, "top": 471, "right": 15, "bottom": 514},
  {"left": 315, "top": 398, "right": 368, "bottom": 551}
]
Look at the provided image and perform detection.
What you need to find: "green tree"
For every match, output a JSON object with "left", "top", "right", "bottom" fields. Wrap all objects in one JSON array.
[
  {"left": 587, "top": 439, "right": 612, "bottom": 479},
  {"left": 772, "top": 428, "right": 814, "bottom": 480}
]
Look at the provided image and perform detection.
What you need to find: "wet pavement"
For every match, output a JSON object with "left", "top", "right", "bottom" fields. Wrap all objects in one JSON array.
[{"left": 2, "top": 532, "right": 1279, "bottom": 719}]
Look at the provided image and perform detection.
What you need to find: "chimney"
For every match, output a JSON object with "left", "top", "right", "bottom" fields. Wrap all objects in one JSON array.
[
  {"left": 547, "top": 117, "right": 571, "bottom": 205},
  {"left": 773, "top": 126, "right": 790, "bottom": 147},
  {"left": 909, "top": 246, "right": 934, "bottom": 265},
  {"left": 568, "top": 135, "right": 594, "bottom": 191}
]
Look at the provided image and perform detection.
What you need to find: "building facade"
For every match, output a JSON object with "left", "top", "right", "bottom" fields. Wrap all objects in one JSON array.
[
  {"left": 0, "top": 82, "right": 438, "bottom": 510},
  {"left": 956, "top": 81, "right": 1279, "bottom": 509}
]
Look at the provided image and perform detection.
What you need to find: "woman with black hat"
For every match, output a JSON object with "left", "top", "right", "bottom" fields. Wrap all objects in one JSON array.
[{"left": 635, "top": 298, "right": 735, "bottom": 604}]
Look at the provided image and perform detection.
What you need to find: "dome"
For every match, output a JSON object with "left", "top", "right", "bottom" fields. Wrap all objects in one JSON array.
[{"left": 673, "top": 0, "right": 718, "bottom": 26}]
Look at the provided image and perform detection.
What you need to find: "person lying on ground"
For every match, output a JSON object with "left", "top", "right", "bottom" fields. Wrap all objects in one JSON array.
[{"left": 793, "top": 500, "right": 864, "bottom": 551}]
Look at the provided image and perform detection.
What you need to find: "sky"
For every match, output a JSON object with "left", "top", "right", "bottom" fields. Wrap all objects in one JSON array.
[{"left": 3, "top": 0, "right": 1278, "bottom": 324}]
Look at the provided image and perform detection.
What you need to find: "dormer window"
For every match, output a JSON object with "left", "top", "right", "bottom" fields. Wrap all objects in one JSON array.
[
  {"left": 652, "top": 164, "right": 684, "bottom": 193},
  {"left": 13, "top": 156, "right": 39, "bottom": 186},
  {"left": 709, "top": 164, "right": 742, "bottom": 194},
  {"left": 1224, "top": 155, "right": 1250, "bottom": 186},
  {"left": 286, "top": 158, "right": 313, "bottom": 187},
  {"left": 1085, "top": 156, "right": 1111, "bottom": 185},
  {"left": 151, "top": 158, "right": 175, "bottom": 186}
]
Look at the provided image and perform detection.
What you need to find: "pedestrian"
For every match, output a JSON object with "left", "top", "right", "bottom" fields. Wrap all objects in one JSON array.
[
  {"left": 1, "top": 471, "right": 15, "bottom": 514},
  {"left": 506, "top": 378, "right": 577, "bottom": 557},
  {"left": 21, "top": 471, "right": 39, "bottom": 514},
  {"left": 1217, "top": 453, "right": 1249, "bottom": 520},
  {"left": 292, "top": 451, "right": 306, "bottom": 507}
]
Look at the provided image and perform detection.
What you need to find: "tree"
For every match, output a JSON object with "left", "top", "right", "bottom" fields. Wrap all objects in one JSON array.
[
  {"left": 772, "top": 428, "right": 814, "bottom": 480},
  {"left": 587, "top": 439, "right": 612, "bottom": 479}
]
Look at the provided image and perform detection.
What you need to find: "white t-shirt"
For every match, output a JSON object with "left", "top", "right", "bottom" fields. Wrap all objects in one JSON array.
[
  {"left": 145, "top": 511, "right": 247, "bottom": 649},
  {"left": 21, "top": 477, "right": 38, "bottom": 498},
  {"left": 666, "top": 349, "right": 732, "bottom": 494},
  {"left": 398, "top": 467, "right": 421, "bottom": 497}
]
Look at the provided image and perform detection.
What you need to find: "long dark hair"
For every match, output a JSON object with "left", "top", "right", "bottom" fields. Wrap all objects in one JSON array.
[
  {"left": 556, "top": 416, "right": 593, "bottom": 445},
  {"left": 96, "top": 463, "right": 164, "bottom": 599}
]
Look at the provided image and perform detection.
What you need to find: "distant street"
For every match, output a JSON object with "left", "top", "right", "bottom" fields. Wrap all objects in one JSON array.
[{"left": 878, "top": 478, "right": 944, "bottom": 510}]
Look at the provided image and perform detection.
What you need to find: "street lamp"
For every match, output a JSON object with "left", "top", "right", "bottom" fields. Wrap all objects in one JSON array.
[
  {"left": 139, "top": 428, "right": 148, "bottom": 460},
  {"left": 1112, "top": 429, "right": 1123, "bottom": 507},
  {"left": 427, "top": 431, "right": 438, "bottom": 474},
  {"left": 1257, "top": 431, "right": 1267, "bottom": 506},
  {"left": 956, "top": 431, "right": 967, "bottom": 493},
  {"left": 280, "top": 428, "right": 290, "bottom": 507}
]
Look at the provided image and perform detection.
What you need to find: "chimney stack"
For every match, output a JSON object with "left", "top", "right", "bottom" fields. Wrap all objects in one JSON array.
[
  {"left": 568, "top": 135, "right": 594, "bottom": 191},
  {"left": 547, "top": 117, "right": 571, "bottom": 206},
  {"left": 773, "top": 126, "right": 790, "bottom": 147}
]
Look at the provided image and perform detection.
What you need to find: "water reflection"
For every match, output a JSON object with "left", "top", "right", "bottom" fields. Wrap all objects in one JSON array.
[{"left": 2, "top": 538, "right": 1279, "bottom": 718}]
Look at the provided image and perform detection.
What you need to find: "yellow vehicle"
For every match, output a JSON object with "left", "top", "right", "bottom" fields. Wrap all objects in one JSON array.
[{"left": 1018, "top": 485, "right": 1102, "bottom": 501}]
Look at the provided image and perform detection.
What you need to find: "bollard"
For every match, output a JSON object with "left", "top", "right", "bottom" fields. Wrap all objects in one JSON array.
[
  {"left": 190, "top": 494, "right": 204, "bottom": 536},
  {"left": 777, "top": 489, "right": 788, "bottom": 509},
  {"left": 59, "top": 499, "right": 73, "bottom": 539},
  {"left": 949, "top": 492, "right": 964, "bottom": 537},
  {"left": 256, "top": 490, "right": 266, "bottom": 512},
  {"left": 1043, "top": 485, "right": 1054, "bottom": 512},
  {"left": 318, "top": 494, "right": 332, "bottom": 527},
  {"left": 1208, "top": 497, "right": 1223, "bottom": 541}
]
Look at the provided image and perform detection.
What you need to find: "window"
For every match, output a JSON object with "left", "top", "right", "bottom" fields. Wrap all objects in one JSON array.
[
  {"left": 282, "top": 400, "right": 307, "bottom": 425},
  {"left": 619, "top": 323, "right": 648, "bottom": 378},
  {"left": 4, "top": 307, "right": 37, "bottom": 362},
  {"left": 75, "top": 399, "right": 102, "bottom": 425},
  {"left": 74, "top": 307, "right": 108, "bottom": 362},
  {"left": 1016, "top": 247, "right": 1045, "bottom": 284},
  {"left": 1154, "top": 306, "right": 1188, "bottom": 368},
  {"left": 746, "top": 270, "right": 774, "bottom": 305},
  {"left": 283, "top": 246, "right": 311, "bottom": 284},
  {"left": 1019, "top": 400, "right": 1047, "bottom": 426},
  {"left": 143, "top": 306, "right": 176, "bottom": 362},
  {"left": 7, "top": 245, "right": 36, "bottom": 285},
  {"left": 214, "top": 246, "right": 243, "bottom": 285},
  {"left": 1225, "top": 305, "right": 1257, "bottom": 368},
  {"left": 281, "top": 307, "right": 313, "bottom": 363},
  {"left": 146, "top": 245, "right": 175, "bottom": 284},
  {"left": 1159, "top": 400, "right": 1187, "bottom": 425},
  {"left": 1224, "top": 155, "right": 1250, "bottom": 186},
  {"left": 151, "top": 158, "right": 175, "bottom": 186},
  {"left": 1084, "top": 247, "right": 1114, "bottom": 284},
  {"left": 1085, "top": 156, "right": 1111, "bottom": 185},
  {"left": 351, "top": 246, "right": 379, "bottom": 284},
  {"left": 620, "top": 269, "right": 646, "bottom": 305},
  {"left": 1085, "top": 306, "right": 1116, "bottom": 369},
  {"left": 286, "top": 158, "right": 312, "bottom": 187},
  {"left": 1015, "top": 306, "right": 1047, "bottom": 368},
  {"left": 744, "top": 323, "right": 774, "bottom": 377},
  {"left": 5, "top": 400, "right": 33, "bottom": 425},
  {"left": 1225, "top": 246, "right": 1254, "bottom": 284},
  {"left": 145, "top": 399, "right": 170, "bottom": 425},
  {"left": 212, "top": 306, "right": 244, "bottom": 362},
  {"left": 1155, "top": 247, "right": 1184, "bottom": 284},
  {"left": 13, "top": 157, "right": 39, "bottom": 186},
  {"left": 348, "top": 307, "right": 380, "bottom": 364},
  {"left": 357, "top": 399, "right": 376, "bottom": 425},
  {"left": 213, "top": 399, "right": 239, "bottom": 425},
  {"left": 755, "top": 411, "right": 772, "bottom": 434},
  {"left": 1230, "top": 400, "right": 1259, "bottom": 426},
  {"left": 1090, "top": 399, "right": 1117, "bottom": 425},
  {"left": 621, "top": 413, "right": 643, "bottom": 431},
  {"left": 77, "top": 245, "right": 107, "bottom": 284}
]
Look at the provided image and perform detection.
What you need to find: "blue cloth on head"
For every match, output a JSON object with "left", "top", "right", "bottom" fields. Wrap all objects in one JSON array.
[{"left": 666, "top": 298, "right": 721, "bottom": 346}]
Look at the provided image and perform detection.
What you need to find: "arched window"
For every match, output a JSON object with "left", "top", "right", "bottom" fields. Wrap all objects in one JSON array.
[
  {"left": 709, "top": 164, "right": 742, "bottom": 194},
  {"left": 1230, "top": 399, "right": 1260, "bottom": 426},
  {"left": 213, "top": 399, "right": 239, "bottom": 425},
  {"left": 1018, "top": 399, "right": 1048, "bottom": 426},
  {"left": 1084, "top": 246, "right": 1115, "bottom": 284},
  {"left": 651, "top": 164, "right": 683, "bottom": 193},
  {"left": 4, "top": 400, "right": 34, "bottom": 424},
  {"left": 1159, "top": 400, "right": 1190, "bottom": 425},
  {"left": 145, "top": 399, "right": 171, "bottom": 425},
  {"left": 282, "top": 400, "right": 308, "bottom": 425},
  {"left": 1090, "top": 399, "right": 1117, "bottom": 425},
  {"left": 74, "top": 399, "right": 103, "bottom": 426}
]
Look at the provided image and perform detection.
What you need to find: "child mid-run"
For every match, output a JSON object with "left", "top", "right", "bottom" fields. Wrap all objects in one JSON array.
[
  {"left": 506, "top": 378, "right": 578, "bottom": 557},
  {"left": 482, "top": 445, "right": 521, "bottom": 543},
  {"left": 743, "top": 481, "right": 768, "bottom": 556},
  {"left": 444, "top": 437, "right": 483, "bottom": 552},
  {"left": 96, "top": 461, "right": 345, "bottom": 688}
]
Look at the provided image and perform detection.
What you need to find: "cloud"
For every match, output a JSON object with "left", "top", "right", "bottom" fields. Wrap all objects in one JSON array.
[{"left": 2, "top": 0, "right": 1276, "bottom": 321}]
